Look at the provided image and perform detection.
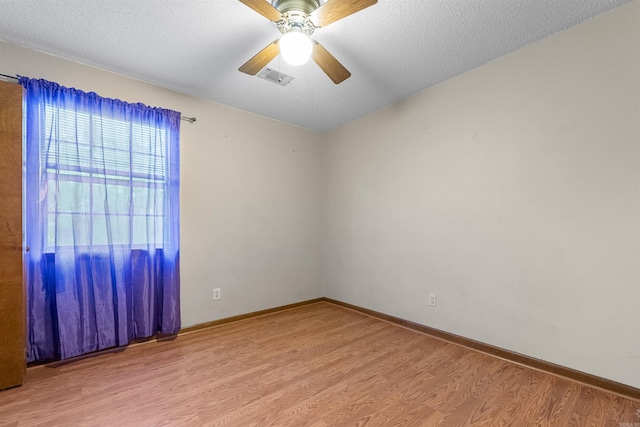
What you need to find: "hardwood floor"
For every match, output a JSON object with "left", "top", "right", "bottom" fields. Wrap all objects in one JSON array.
[{"left": 1, "top": 302, "right": 638, "bottom": 426}]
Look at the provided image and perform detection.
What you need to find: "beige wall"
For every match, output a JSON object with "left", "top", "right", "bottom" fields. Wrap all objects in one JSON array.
[
  {"left": 0, "top": 40, "right": 325, "bottom": 327},
  {"left": 324, "top": 1, "right": 640, "bottom": 388}
]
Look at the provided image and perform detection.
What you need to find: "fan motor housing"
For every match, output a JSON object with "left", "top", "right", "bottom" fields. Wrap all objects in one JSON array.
[{"left": 272, "top": 0, "right": 321, "bottom": 15}]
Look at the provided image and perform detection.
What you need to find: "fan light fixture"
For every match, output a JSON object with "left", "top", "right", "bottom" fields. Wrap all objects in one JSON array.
[
  {"left": 238, "top": 0, "right": 378, "bottom": 84},
  {"left": 279, "top": 28, "right": 313, "bottom": 66}
]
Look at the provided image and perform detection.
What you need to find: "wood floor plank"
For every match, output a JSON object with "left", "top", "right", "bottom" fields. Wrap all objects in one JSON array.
[{"left": 1, "top": 302, "right": 638, "bottom": 426}]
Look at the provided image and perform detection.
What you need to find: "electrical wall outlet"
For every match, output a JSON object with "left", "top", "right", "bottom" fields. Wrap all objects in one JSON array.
[
  {"left": 428, "top": 293, "right": 437, "bottom": 307},
  {"left": 213, "top": 288, "right": 221, "bottom": 301}
]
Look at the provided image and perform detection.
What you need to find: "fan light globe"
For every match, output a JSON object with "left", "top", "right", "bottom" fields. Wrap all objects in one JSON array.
[{"left": 280, "top": 30, "right": 312, "bottom": 66}]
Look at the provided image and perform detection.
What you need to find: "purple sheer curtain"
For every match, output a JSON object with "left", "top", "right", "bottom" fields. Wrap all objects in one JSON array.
[{"left": 21, "top": 77, "right": 180, "bottom": 362}]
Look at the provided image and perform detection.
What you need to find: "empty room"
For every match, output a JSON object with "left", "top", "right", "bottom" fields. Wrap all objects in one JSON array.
[{"left": 0, "top": 0, "right": 638, "bottom": 425}]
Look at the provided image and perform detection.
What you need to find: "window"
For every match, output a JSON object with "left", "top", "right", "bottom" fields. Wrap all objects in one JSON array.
[{"left": 43, "top": 106, "right": 167, "bottom": 249}]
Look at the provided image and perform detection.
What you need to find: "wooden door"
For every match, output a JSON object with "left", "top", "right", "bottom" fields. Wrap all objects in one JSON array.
[{"left": 0, "top": 79, "right": 25, "bottom": 390}]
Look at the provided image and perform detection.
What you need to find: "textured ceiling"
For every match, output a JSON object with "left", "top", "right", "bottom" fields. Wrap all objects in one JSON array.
[{"left": 0, "top": 0, "right": 631, "bottom": 131}]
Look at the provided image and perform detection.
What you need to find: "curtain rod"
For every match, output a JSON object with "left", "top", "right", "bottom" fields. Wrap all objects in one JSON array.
[{"left": 1, "top": 73, "right": 196, "bottom": 123}]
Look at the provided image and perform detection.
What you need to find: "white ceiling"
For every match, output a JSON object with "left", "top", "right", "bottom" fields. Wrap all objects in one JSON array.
[{"left": 0, "top": 0, "right": 631, "bottom": 132}]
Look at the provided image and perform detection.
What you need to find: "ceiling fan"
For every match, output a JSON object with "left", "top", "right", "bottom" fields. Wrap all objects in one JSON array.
[{"left": 238, "top": 0, "right": 377, "bottom": 84}]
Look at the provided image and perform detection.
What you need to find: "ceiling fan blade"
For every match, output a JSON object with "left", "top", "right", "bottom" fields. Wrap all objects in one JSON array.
[
  {"left": 238, "top": 0, "right": 283, "bottom": 22},
  {"left": 312, "top": 42, "right": 351, "bottom": 84},
  {"left": 239, "top": 40, "right": 280, "bottom": 75},
  {"left": 310, "top": 0, "right": 377, "bottom": 27}
]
